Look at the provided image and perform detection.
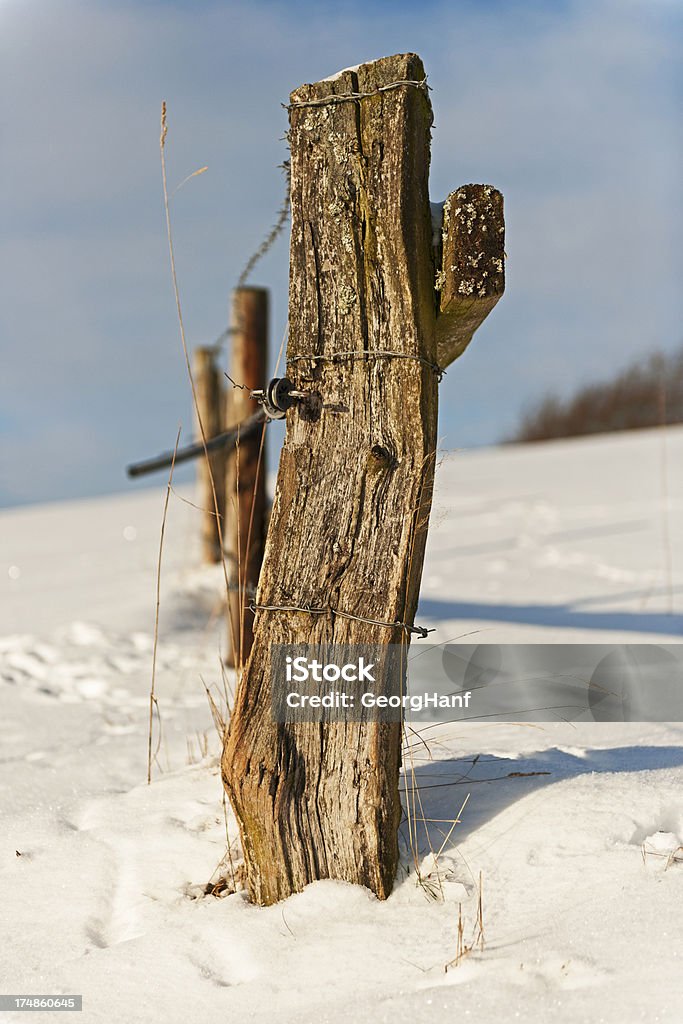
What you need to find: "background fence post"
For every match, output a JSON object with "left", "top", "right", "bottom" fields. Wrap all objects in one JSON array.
[
  {"left": 225, "top": 287, "right": 268, "bottom": 667},
  {"left": 193, "top": 346, "right": 225, "bottom": 564}
]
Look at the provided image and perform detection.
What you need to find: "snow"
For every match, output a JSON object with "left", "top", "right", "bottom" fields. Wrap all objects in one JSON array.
[
  {"left": 1, "top": 426, "right": 682, "bottom": 1023},
  {"left": 319, "top": 63, "right": 363, "bottom": 83}
]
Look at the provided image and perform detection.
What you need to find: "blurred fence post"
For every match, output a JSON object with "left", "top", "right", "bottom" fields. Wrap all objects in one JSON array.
[
  {"left": 193, "top": 347, "right": 225, "bottom": 564},
  {"left": 225, "top": 287, "right": 268, "bottom": 667}
]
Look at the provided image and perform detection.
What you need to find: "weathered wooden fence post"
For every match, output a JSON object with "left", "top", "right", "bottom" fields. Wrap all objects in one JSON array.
[
  {"left": 225, "top": 287, "right": 268, "bottom": 667},
  {"left": 193, "top": 346, "right": 226, "bottom": 564},
  {"left": 222, "top": 53, "right": 504, "bottom": 905}
]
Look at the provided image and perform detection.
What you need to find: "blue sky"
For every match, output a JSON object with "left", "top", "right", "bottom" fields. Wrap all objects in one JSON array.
[{"left": 1, "top": 0, "right": 681, "bottom": 506}]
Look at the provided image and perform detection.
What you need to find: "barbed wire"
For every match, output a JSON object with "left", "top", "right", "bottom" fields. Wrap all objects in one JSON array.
[
  {"left": 202, "top": 77, "right": 429, "bottom": 354},
  {"left": 288, "top": 350, "right": 444, "bottom": 381},
  {"left": 285, "top": 77, "right": 430, "bottom": 111},
  {"left": 237, "top": 160, "right": 291, "bottom": 289},
  {"left": 251, "top": 602, "right": 434, "bottom": 639},
  {"left": 198, "top": 161, "right": 291, "bottom": 356}
]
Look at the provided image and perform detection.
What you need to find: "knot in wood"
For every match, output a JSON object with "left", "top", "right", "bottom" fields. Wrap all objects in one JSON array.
[{"left": 369, "top": 444, "right": 397, "bottom": 470}]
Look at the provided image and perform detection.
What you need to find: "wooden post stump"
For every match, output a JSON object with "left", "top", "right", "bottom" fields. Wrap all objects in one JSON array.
[
  {"left": 222, "top": 53, "right": 505, "bottom": 905},
  {"left": 194, "top": 347, "right": 225, "bottom": 564},
  {"left": 435, "top": 185, "right": 505, "bottom": 367},
  {"left": 225, "top": 287, "right": 268, "bottom": 667}
]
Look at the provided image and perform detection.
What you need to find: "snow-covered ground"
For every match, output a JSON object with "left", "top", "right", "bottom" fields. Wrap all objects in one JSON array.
[{"left": 1, "top": 427, "right": 682, "bottom": 1023}]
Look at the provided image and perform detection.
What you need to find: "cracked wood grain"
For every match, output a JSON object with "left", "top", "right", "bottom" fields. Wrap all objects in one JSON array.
[{"left": 222, "top": 53, "right": 438, "bottom": 905}]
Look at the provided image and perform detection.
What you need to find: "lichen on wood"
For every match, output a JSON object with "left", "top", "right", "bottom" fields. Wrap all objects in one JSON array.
[{"left": 435, "top": 184, "right": 505, "bottom": 368}]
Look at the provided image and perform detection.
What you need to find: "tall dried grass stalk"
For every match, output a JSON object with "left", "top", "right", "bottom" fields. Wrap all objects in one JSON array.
[
  {"left": 148, "top": 425, "right": 181, "bottom": 784},
  {"left": 159, "top": 101, "right": 239, "bottom": 663}
]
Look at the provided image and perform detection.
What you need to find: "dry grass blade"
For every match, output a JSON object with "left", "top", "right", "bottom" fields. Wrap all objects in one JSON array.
[
  {"left": 445, "top": 872, "right": 485, "bottom": 970},
  {"left": 399, "top": 449, "right": 442, "bottom": 892},
  {"left": 234, "top": 424, "right": 242, "bottom": 665},
  {"left": 171, "top": 166, "right": 208, "bottom": 198},
  {"left": 222, "top": 790, "right": 238, "bottom": 892},
  {"left": 433, "top": 793, "right": 470, "bottom": 863},
  {"left": 477, "top": 870, "right": 485, "bottom": 950},
  {"left": 200, "top": 675, "right": 226, "bottom": 738},
  {"left": 159, "top": 100, "right": 240, "bottom": 664},
  {"left": 168, "top": 485, "right": 222, "bottom": 516},
  {"left": 148, "top": 425, "right": 181, "bottom": 785}
]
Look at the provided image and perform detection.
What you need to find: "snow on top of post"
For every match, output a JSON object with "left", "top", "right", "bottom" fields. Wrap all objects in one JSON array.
[{"left": 319, "top": 63, "right": 364, "bottom": 82}]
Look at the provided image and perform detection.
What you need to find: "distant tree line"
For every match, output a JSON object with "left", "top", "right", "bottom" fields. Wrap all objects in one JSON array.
[{"left": 508, "top": 346, "right": 683, "bottom": 443}]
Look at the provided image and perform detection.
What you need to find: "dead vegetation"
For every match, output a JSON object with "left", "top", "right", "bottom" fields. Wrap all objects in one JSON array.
[
  {"left": 509, "top": 347, "right": 683, "bottom": 442},
  {"left": 445, "top": 871, "right": 485, "bottom": 971}
]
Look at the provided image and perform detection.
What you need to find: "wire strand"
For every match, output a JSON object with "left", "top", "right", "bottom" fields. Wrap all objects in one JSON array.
[
  {"left": 286, "top": 77, "right": 430, "bottom": 111},
  {"left": 288, "top": 350, "right": 444, "bottom": 381},
  {"left": 250, "top": 602, "right": 434, "bottom": 639}
]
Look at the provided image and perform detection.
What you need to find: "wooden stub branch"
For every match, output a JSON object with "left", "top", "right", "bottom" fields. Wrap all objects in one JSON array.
[
  {"left": 225, "top": 288, "right": 268, "bottom": 668},
  {"left": 435, "top": 185, "right": 505, "bottom": 368},
  {"left": 222, "top": 54, "right": 505, "bottom": 906},
  {"left": 194, "top": 347, "right": 225, "bottom": 564}
]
